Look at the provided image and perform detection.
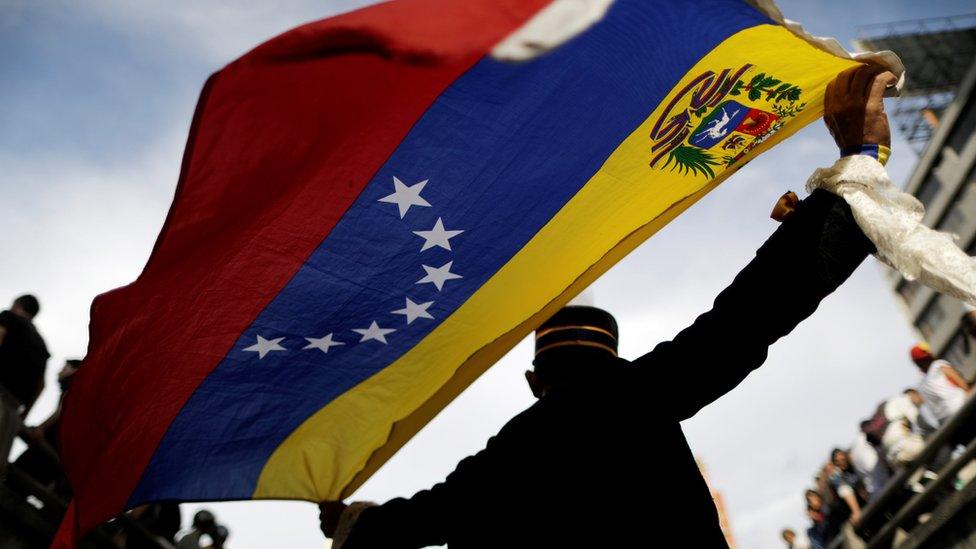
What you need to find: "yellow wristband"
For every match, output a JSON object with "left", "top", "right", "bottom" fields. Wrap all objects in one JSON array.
[{"left": 878, "top": 145, "right": 890, "bottom": 166}]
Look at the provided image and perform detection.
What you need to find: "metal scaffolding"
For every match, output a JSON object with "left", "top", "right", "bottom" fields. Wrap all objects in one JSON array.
[{"left": 854, "top": 14, "right": 976, "bottom": 154}]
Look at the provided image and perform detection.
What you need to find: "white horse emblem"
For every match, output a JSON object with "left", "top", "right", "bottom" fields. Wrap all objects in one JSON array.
[{"left": 694, "top": 105, "right": 741, "bottom": 144}]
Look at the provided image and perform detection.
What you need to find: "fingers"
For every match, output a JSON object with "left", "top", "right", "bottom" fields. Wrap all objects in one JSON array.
[
  {"left": 320, "top": 501, "right": 347, "bottom": 517},
  {"left": 867, "top": 70, "right": 897, "bottom": 110},
  {"left": 865, "top": 71, "right": 898, "bottom": 130},
  {"left": 830, "top": 63, "right": 893, "bottom": 103},
  {"left": 824, "top": 63, "right": 897, "bottom": 150},
  {"left": 850, "top": 64, "right": 885, "bottom": 98},
  {"left": 319, "top": 501, "right": 346, "bottom": 538},
  {"left": 319, "top": 501, "right": 346, "bottom": 537},
  {"left": 834, "top": 65, "right": 860, "bottom": 95}
]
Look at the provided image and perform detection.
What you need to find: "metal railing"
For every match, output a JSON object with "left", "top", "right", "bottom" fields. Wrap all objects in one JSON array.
[
  {"left": 0, "top": 388, "right": 173, "bottom": 549},
  {"left": 828, "top": 390, "right": 976, "bottom": 548}
]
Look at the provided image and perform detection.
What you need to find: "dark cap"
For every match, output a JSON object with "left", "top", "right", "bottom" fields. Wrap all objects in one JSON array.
[{"left": 534, "top": 305, "right": 618, "bottom": 359}]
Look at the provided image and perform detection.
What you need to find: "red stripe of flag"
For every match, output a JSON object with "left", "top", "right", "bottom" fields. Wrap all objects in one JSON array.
[{"left": 55, "top": 0, "right": 550, "bottom": 544}]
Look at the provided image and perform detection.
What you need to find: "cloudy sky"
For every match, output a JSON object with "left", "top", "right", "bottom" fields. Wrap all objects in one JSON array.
[{"left": 2, "top": 0, "right": 973, "bottom": 547}]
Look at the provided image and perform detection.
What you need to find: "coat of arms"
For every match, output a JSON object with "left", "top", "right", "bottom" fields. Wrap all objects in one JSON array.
[{"left": 649, "top": 64, "right": 807, "bottom": 178}]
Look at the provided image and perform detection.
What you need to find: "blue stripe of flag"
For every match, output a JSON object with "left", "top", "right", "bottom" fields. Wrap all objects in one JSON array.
[{"left": 130, "top": 0, "right": 771, "bottom": 503}]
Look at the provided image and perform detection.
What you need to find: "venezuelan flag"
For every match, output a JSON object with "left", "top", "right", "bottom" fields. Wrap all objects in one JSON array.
[{"left": 57, "top": 0, "right": 877, "bottom": 542}]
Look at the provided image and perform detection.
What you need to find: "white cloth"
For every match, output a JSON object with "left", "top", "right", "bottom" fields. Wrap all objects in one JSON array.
[
  {"left": 882, "top": 422, "right": 926, "bottom": 468},
  {"left": 920, "top": 359, "right": 967, "bottom": 424},
  {"left": 883, "top": 393, "right": 919, "bottom": 425},
  {"left": 879, "top": 395, "right": 925, "bottom": 468},
  {"left": 851, "top": 432, "right": 890, "bottom": 496},
  {"left": 808, "top": 155, "right": 976, "bottom": 307}
]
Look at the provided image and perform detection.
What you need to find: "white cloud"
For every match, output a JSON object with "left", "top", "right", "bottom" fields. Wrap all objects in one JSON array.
[
  {"left": 80, "top": 0, "right": 377, "bottom": 66},
  {"left": 0, "top": 124, "right": 186, "bottom": 424}
]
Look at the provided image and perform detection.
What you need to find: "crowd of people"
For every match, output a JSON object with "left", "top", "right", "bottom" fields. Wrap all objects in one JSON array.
[
  {"left": 0, "top": 293, "right": 230, "bottom": 548},
  {"left": 781, "top": 309, "right": 976, "bottom": 549},
  {"left": 5, "top": 291, "right": 974, "bottom": 549}
]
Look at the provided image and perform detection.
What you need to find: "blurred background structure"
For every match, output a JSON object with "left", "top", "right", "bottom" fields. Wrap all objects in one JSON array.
[
  {"left": 781, "top": 14, "right": 976, "bottom": 549},
  {"left": 857, "top": 14, "right": 976, "bottom": 380}
]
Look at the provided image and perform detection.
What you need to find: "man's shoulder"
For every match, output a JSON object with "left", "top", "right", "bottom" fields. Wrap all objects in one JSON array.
[
  {"left": 0, "top": 310, "right": 17, "bottom": 326},
  {"left": 928, "top": 359, "right": 960, "bottom": 379},
  {"left": 932, "top": 359, "right": 959, "bottom": 373},
  {"left": 553, "top": 357, "right": 637, "bottom": 389},
  {"left": 884, "top": 394, "right": 913, "bottom": 416},
  {"left": 0, "top": 311, "right": 48, "bottom": 357}
]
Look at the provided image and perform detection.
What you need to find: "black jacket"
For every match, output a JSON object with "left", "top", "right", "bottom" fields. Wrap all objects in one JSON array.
[
  {"left": 0, "top": 310, "right": 49, "bottom": 410},
  {"left": 343, "top": 189, "right": 875, "bottom": 548}
]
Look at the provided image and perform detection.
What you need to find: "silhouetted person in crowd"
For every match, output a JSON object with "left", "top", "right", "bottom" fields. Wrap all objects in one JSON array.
[
  {"left": 13, "top": 359, "right": 83, "bottom": 499},
  {"left": 910, "top": 343, "right": 971, "bottom": 430},
  {"left": 782, "top": 527, "right": 812, "bottom": 549},
  {"left": 849, "top": 424, "right": 889, "bottom": 499},
  {"left": 826, "top": 448, "right": 867, "bottom": 525},
  {"left": 318, "top": 65, "right": 896, "bottom": 548},
  {"left": 962, "top": 307, "right": 976, "bottom": 340},
  {"left": 805, "top": 489, "right": 837, "bottom": 549},
  {"left": 0, "top": 294, "right": 49, "bottom": 414},
  {"left": 868, "top": 388, "right": 925, "bottom": 470},
  {"left": 178, "top": 510, "right": 229, "bottom": 549},
  {"left": 125, "top": 503, "right": 182, "bottom": 548},
  {"left": 903, "top": 387, "right": 923, "bottom": 408},
  {"left": 911, "top": 343, "right": 976, "bottom": 475},
  {"left": 959, "top": 307, "right": 976, "bottom": 362}
]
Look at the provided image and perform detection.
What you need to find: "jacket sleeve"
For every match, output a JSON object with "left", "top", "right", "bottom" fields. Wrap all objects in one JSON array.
[
  {"left": 340, "top": 402, "right": 540, "bottom": 548},
  {"left": 631, "top": 189, "right": 875, "bottom": 421}
]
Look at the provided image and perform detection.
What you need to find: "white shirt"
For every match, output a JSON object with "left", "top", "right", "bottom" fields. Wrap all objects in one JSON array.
[
  {"left": 851, "top": 432, "right": 889, "bottom": 496},
  {"left": 883, "top": 393, "right": 919, "bottom": 425},
  {"left": 920, "top": 359, "right": 967, "bottom": 424},
  {"left": 881, "top": 394, "right": 921, "bottom": 456},
  {"left": 881, "top": 420, "right": 911, "bottom": 454},
  {"left": 790, "top": 531, "right": 812, "bottom": 549}
]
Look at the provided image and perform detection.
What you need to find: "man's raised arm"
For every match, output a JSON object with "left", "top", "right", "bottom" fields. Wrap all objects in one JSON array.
[
  {"left": 632, "top": 65, "right": 896, "bottom": 421},
  {"left": 319, "top": 401, "right": 545, "bottom": 548}
]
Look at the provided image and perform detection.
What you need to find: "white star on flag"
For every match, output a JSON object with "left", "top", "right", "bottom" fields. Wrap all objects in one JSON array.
[
  {"left": 352, "top": 321, "right": 396, "bottom": 344},
  {"left": 378, "top": 176, "right": 431, "bottom": 218},
  {"left": 303, "top": 333, "right": 345, "bottom": 354},
  {"left": 413, "top": 217, "right": 464, "bottom": 252},
  {"left": 392, "top": 297, "right": 435, "bottom": 324},
  {"left": 417, "top": 261, "right": 463, "bottom": 291},
  {"left": 243, "top": 335, "right": 286, "bottom": 359}
]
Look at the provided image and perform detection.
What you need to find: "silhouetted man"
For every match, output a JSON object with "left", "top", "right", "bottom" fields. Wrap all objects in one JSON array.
[
  {"left": 0, "top": 294, "right": 49, "bottom": 414},
  {"left": 177, "top": 509, "right": 229, "bottom": 549},
  {"left": 320, "top": 65, "right": 897, "bottom": 548},
  {"left": 13, "top": 359, "right": 83, "bottom": 500}
]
